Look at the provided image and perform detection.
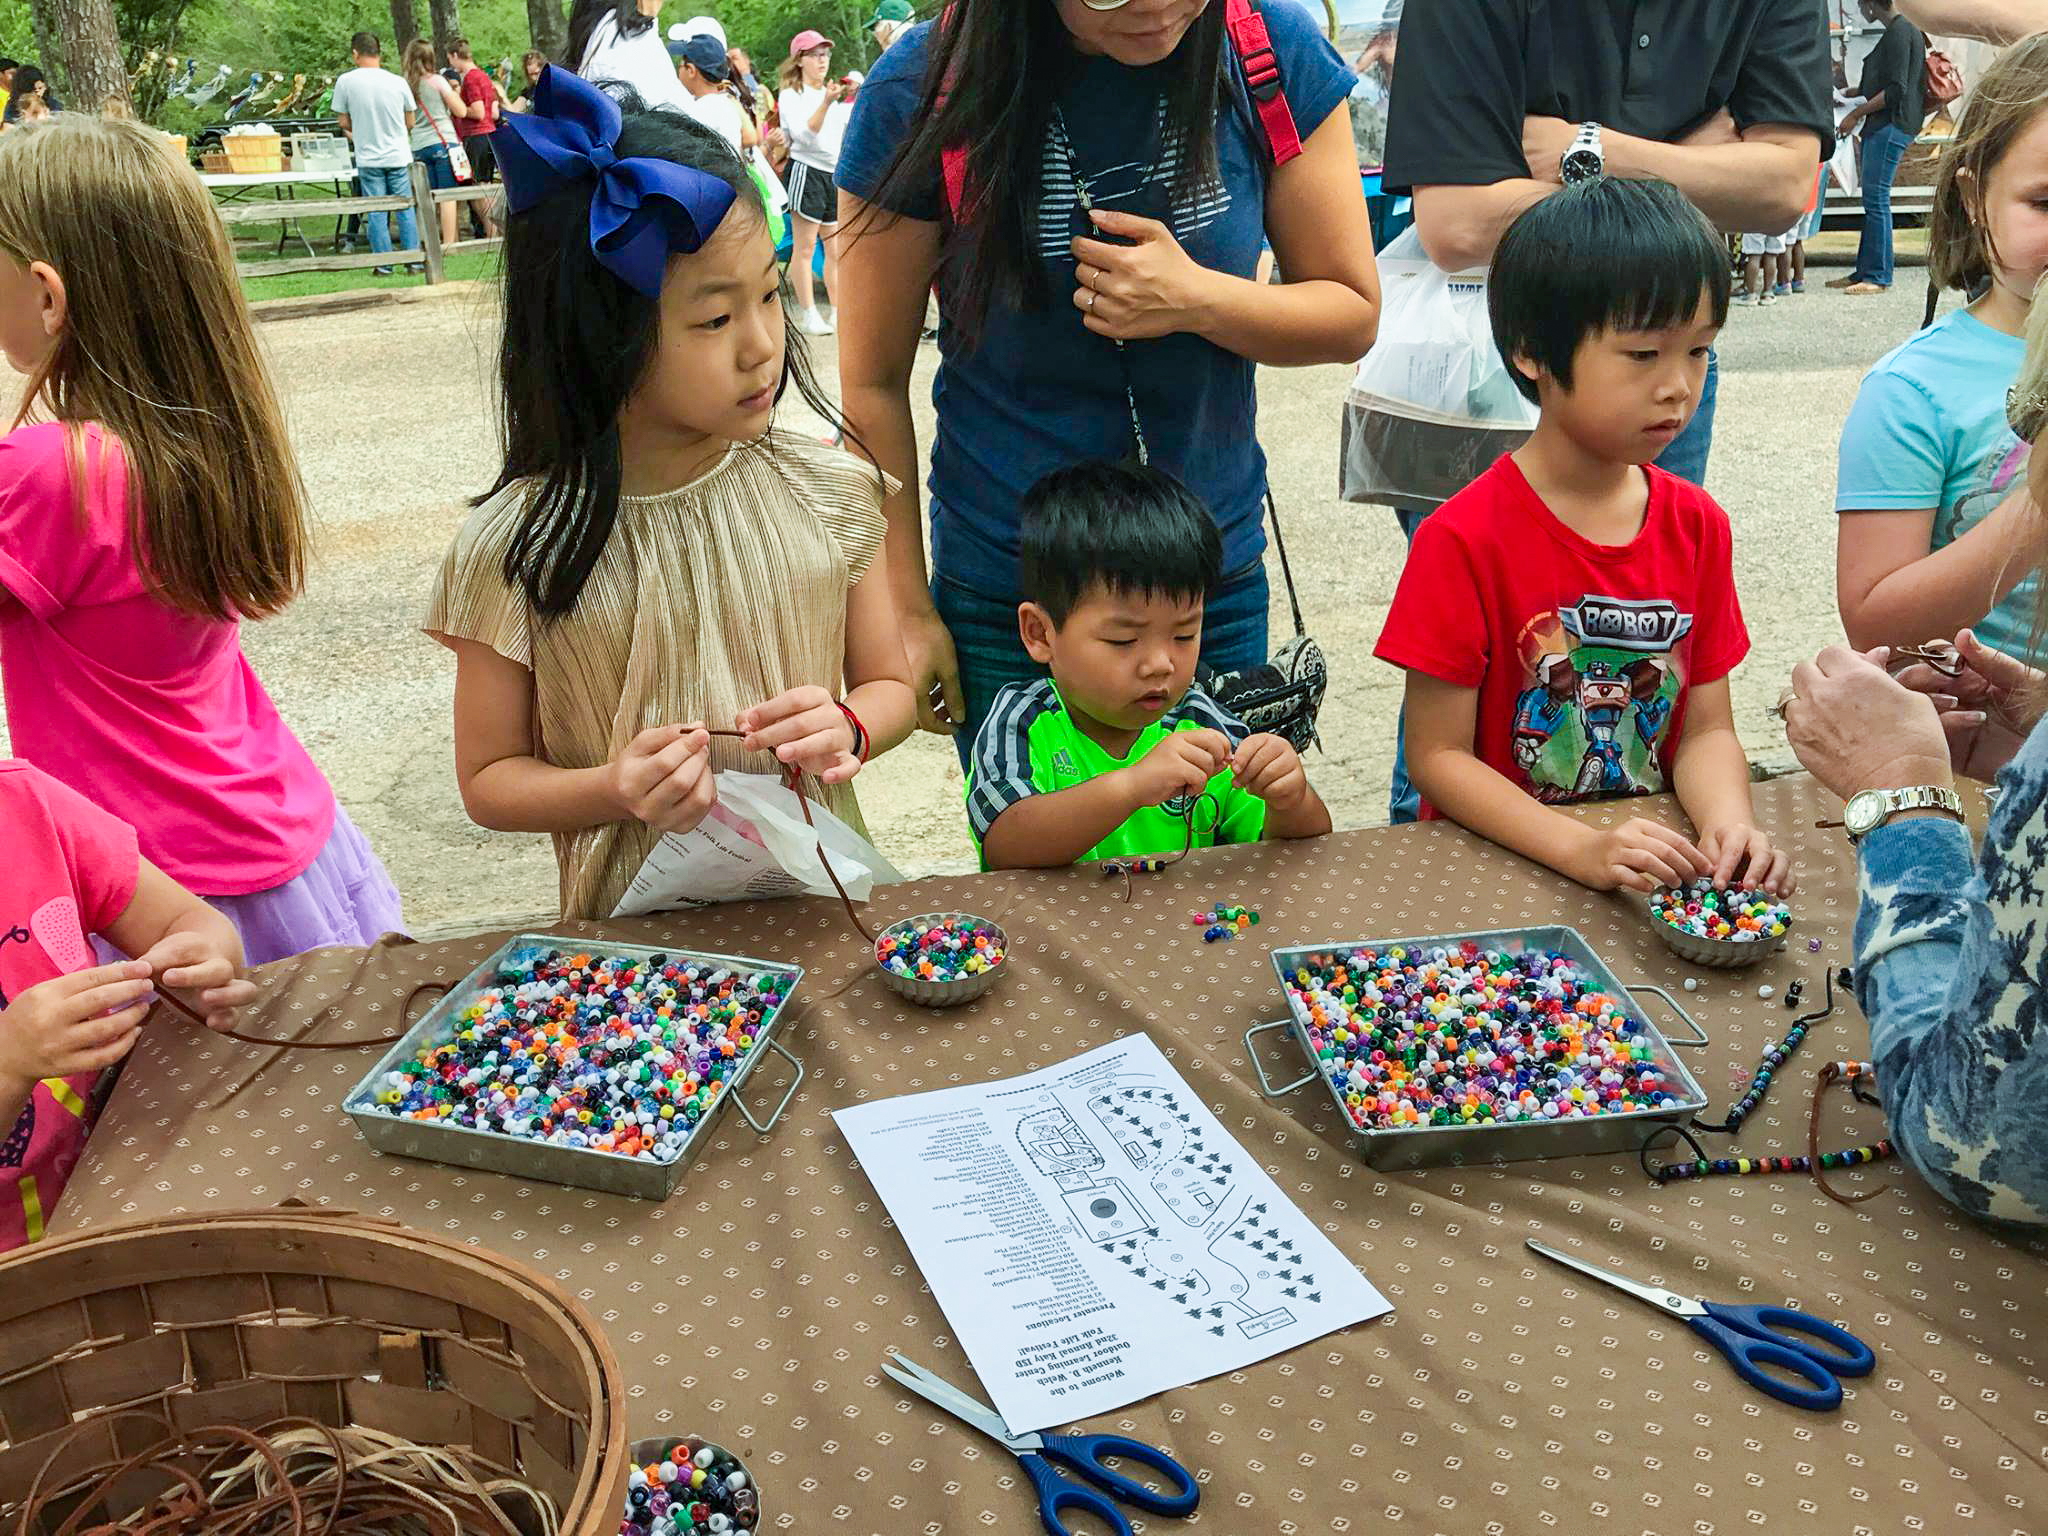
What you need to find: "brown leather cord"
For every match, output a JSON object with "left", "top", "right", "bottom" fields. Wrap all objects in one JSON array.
[
  {"left": 1103, "top": 791, "right": 1219, "bottom": 902},
  {"left": 1809, "top": 1060, "right": 1893, "bottom": 1207},
  {"left": 155, "top": 980, "right": 451, "bottom": 1053},
  {"left": 703, "top": 727, "right": 878, "bottom": 943},
  {"left": 18, "top": 1412, "right": 556, "bottom": 1536}
]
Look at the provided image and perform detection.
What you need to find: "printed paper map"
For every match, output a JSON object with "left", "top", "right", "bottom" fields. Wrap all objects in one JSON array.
[{"left": 833, "top": 1034, "right": 1390, "bottom": 1429}]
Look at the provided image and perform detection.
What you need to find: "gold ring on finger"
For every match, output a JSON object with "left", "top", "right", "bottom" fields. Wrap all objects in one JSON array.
[{"left": 1772, "top": 688, "right": 1797, "bottom": 721}]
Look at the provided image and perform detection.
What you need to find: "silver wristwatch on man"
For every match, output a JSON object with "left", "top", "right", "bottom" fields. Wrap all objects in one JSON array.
[
  {"left": 1840, "top": 785, "right": 1966, "bottom": 842},
  {"left": 1560, "top": 121, "right": 1604, "bottom": 184}
]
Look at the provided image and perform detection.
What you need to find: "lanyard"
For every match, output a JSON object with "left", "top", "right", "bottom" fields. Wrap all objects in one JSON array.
[{"left": 1052, "top": 106, "right": 1151, "bottom": 466}]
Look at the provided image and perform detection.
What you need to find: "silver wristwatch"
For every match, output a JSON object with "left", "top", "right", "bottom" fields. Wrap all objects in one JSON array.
[
  {"left": 1841, "top": 785, "right": 1965, "bottom": 841},
  {"left": 1560, "top": 121, "right": 1604, "bottom": 184}
]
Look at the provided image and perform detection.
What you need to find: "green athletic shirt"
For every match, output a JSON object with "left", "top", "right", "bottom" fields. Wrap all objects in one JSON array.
[{"left": 965, "top": 679, "right": 1266, "bottom": 868}]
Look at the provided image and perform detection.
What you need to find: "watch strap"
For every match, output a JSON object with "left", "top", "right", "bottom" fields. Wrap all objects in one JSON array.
[{"left": 1820, "top": 785, "right": 1966, "bottom": 839}]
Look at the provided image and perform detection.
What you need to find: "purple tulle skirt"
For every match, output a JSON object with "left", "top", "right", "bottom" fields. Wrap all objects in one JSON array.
[{"left": 204, "top": 806, "right": 406, "bottom": 967}]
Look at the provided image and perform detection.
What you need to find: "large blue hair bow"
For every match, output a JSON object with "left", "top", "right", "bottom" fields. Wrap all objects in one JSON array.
[{"left": 494, "top": 64, "right": 738, "bottom": 298}]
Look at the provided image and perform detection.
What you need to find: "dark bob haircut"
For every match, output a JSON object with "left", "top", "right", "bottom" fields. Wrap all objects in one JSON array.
[
  {"left": 480, "top": 89, "right": 847, "bottom": 616},
  {"left": 1019, "top": 461, "right": 1223, "bottom": 627},
  {"left": 1488, "top": 176, "right": 1730, "bottom": 403}
]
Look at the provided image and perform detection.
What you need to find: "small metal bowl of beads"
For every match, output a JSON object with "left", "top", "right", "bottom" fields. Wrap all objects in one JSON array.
[
  {"left": 1647, "top": 881, "right": 1793, "bottom": 969},
  {"left": 874, "top": 912, "right": 1008, "bottom": 1008},
  {"left": 624, "top": 1435, "right": 761, "bottom": 1532}
]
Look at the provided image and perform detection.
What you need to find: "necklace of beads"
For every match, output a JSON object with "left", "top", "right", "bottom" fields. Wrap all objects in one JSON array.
[
  {"left": 1645, "top": 1060, "right": 1894, "bottom": 1205},
  {"left": 366, "top": 949, "right": 789, "bottom": 1163},
  {"left": 1283, "top": 941, "right": 1686, "bottom": 1131}
]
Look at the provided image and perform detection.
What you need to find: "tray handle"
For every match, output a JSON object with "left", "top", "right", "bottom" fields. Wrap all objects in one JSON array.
[
  {"left": 1244, "top": 1018, "right": 1318, "bottom": 1097},
  {"left": 1626, "top": 983, "right": 1709, "bottom": 1048},
  {"left": 734, "top": 1035, "right": 805, "bottom": 1134}
]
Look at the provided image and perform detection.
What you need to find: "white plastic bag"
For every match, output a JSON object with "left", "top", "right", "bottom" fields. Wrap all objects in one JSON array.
[
  {"left": 1340, "top": 226, "right": 1538, "bottom": 508},
  {"left": 611, "top": 771, "right": 903, "bottom": 917}
]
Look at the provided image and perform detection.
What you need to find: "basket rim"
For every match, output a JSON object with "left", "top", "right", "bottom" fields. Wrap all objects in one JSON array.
[{"left": 0, "top": 1207, "right": 628, "bottom": 1528}]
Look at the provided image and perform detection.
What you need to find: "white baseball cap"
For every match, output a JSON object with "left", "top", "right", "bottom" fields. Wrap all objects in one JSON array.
[{"left": 667, "top": 15, "right": 727, "bottom": 47}]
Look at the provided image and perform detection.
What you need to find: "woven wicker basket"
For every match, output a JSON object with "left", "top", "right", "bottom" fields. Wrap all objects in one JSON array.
[{"left": 0, "top": 1208, "right": 629, "bottom": 1533}]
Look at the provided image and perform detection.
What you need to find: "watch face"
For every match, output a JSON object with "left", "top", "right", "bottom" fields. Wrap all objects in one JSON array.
[{"left": 1844, "top": 790, "right": 1887, "bottom": 837}]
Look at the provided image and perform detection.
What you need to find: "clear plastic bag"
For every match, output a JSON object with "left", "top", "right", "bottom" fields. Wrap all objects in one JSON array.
[{"left": 1340, "top": 227, "right": 1537, "bottom": 508}]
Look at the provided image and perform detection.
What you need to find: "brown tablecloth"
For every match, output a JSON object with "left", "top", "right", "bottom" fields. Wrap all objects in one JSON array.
[{"left": 52, "top": 775, "right": 2048, "bottom": 1535}]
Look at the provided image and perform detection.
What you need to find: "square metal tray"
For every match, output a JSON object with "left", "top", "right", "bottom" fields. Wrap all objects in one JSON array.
[
  {"left": 1245, "top": 926, "right": 1707, "bottom": 1171},
  {"left": 343, "top": 934, "right": 806, "bottom": 1199}
]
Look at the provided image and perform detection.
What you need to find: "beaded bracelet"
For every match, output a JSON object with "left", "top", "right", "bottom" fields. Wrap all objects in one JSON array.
[{"left": 1642, "top": 1060, "right": 1894, "bottom": 1206}]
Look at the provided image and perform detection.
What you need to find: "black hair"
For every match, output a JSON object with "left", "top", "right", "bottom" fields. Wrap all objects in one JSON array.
[
  {"left": 854, "top": 1, "right": 1227, "bottom": 348},
  {"left": 0, "top": 59, "right": 22, "bottom": 74},
  {"left": 1019, "top": 462, "right": 1223, "bottom": 626},
  {"left": 1488, "top": 177, "right": 1730, "bottom": 402},
  {"left": 565, "top": 0, "right": 651, "bottom": 69},
  {"left": 3, "top": 65, "right": 52, "bottom": 120},
  {"left": 481, "top": 91, "right": 852, "bottom": 616},
  {"left": 350, "top": 31, "right": 380, "bottom": 56}
]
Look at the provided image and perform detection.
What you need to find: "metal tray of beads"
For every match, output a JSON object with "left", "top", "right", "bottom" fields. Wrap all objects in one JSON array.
[
  {"left": 1244, "top": 926, "right": 1709, "bottom": 1172},
  {"left": 341, "top": 934, "right": 806, "bottom": 1200}
]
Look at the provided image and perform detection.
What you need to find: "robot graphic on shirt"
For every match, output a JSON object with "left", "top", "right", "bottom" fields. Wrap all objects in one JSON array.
[{"left": 1511, "top": 596, "right": 1691, "bottom": 804}]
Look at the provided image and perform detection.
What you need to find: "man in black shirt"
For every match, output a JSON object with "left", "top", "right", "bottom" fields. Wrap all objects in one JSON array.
[{"left": 1833, "top": 0, "right": 1927, "bottom": 294}]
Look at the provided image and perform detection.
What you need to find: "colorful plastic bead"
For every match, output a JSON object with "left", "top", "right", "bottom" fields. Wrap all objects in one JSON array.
[
  {"left": 876, "top": 916, "right": 1006, "bottom": 984},
  {"left": 619, "top": 1439, "right": 758, "bottom": 1533},
  {"left": 1649, "top": 881, "right": 1792, "bottom": 944}
]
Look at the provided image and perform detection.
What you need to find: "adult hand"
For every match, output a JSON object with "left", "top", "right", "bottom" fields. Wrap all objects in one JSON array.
[
  {"left": 1521, "top": 115, "right": 1575, "bottom": 183},
  {"left": 1071, "top": 209, "right": 1217, "bottom": 342},
  {"left": 739, "top": 684, "right": 861, "bottom": 784},
  {"left": 900, "top": 600, "right": 965, "bottom": 735},
  {"left": 608, "top": 723, "right": 718, "bottom": 836},
  {"left": 0, "top": 961, "right": 155, "bottom": 1085},
  {"left": 1894, "top": 628, "right": 2044, "bottom": 782},
  {"left": 1681, "top": 106, "right": 1742, "bottom": 146},
  {"left": 135, "top": 931, "right": 258, "bottom": 1032},
  {"left": 1783, "top": 644, "right": 1954, "bottom": 800}
]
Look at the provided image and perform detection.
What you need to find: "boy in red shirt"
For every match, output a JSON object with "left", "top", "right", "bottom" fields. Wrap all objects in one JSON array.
[
  {"left": 0, "top": 761, "right": 255, "bottom": 1246},
  {"left": 448, "top": 37, "right": 501, "bottom": 238},
  {"left": 1375, "top": 177, "right": 1794, "bottom": 897}
]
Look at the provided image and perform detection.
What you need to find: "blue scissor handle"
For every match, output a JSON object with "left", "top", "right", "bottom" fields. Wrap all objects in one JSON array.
[
  {"left": 1689, "top": 1303, "right": 1875, "bottom": 1411},
  {"left": 1017, "top": 1450, "right": 1134, "bottom": 1536},
  {"left": 1038, "top": 1431, "right": 1201, "bottom": 1517}
]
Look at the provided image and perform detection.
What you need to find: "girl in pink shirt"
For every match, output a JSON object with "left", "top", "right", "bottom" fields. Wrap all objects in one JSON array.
[
  {"left": 0, "top": 115, "right": 403, "bottom": 964},
  {"left": 0, "top": 759, "right": 255, "bottom": 1246}
]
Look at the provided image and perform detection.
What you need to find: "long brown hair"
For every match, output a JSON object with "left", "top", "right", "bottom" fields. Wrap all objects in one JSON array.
[
  {"left": 404, "top": 38, "right": 439, "bottom": 97},
  {"left": 1929, "top": 34, "right": 2048, "bottom": 299},
  {"left": 0, "top": 115, "right": 306, "bottom": 619}
]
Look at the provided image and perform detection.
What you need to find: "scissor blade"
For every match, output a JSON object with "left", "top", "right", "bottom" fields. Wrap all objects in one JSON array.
[
  {"left": 882, "top": 1352, "right": 1025, "bottom": 1447},
  {"left": 1526, "top": 1239, "right": 1703, "bottom": 1318}
]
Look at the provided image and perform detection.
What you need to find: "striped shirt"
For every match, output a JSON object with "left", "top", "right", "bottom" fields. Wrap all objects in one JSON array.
[{"left": 424, "top": 431, "right": 889, "bottom": 919}]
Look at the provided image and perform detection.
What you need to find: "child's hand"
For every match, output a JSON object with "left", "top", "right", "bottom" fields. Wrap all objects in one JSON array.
[
  {"left": 1231, "top": 733, "right": 1309, "bottom": 812},
  {"left": 1124, "top": 729, "right": 1231, "bottom": 807},
  {"left": 1571, "top": 818, "right": 1712, "bottom": 894},
  {"left": 609, "top": 723, "right": 717, "bottom": 835},
  {"left": 0, "top": 960, "right": 155, "bottom": 1085},
  {"left": 1698, "top": 824, "right": 1797, "bottom": 897},
  {"left": 135, "top": 932, "right": 258, "bottom": 1032},
  {"left": 738, "top": 686, "right": 862, "bottom": 784}
]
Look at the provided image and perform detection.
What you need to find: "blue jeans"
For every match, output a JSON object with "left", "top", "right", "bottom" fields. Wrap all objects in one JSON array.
[
  {"left": 415, "top": 143, "right": 455, "bottom": 191},
  {"left": 1853, "top": 123, "right": 1912, "bottom": 289},
  {"left": 357, "top": 163, "right": 417, "bottom": 259},
  {"left": 934, "top": 562, "right": 1272, "bottom": 770},
  {"left": 1382, "top": 351, "right": 1718, "bottom": 823}
]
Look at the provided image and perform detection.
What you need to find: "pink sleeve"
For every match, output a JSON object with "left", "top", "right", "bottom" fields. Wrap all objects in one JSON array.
[
  {"left": 1373, "top": 515, "right": 1492, "bottom": 689},
  {"left": 1687, "top": 500, "right": 1751, "bottom": 688},
  {"left": 30, "top": 768, "right": 140, "bottom": 936},
  {"left": 0, "top": 424, "right": 126, "bottom": 622}
]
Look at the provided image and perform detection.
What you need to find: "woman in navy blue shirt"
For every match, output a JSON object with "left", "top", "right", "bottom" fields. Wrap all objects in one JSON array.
[{"left": 835, "top": 0, "right": 1378, "bottom": 758}]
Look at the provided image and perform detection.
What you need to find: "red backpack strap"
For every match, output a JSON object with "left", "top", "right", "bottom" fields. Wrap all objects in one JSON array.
[{"left": 1225, "top": 0, "right": 1302, "bottom": 167}]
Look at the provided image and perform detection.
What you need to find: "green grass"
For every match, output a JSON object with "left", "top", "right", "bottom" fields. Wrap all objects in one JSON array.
[{"left": 220, "top": 218, "right": 498, "bottom": 301}]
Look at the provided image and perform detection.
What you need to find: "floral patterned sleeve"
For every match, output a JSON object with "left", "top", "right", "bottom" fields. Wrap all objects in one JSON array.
[{"left": 1853, "top": 721, "right": 2048, "bottom": 1228}]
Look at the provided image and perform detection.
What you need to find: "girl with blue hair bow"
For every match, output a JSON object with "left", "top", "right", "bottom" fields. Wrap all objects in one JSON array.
[{"left": 425, "top": 69, "right": 916, "bottom": 920}]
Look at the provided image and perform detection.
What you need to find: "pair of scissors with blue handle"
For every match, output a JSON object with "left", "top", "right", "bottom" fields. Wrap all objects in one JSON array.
[
  {"left": 882, "top": 1349, "right": 1199, "bottom": 1535},
  {"left": 1526, "top": 1240, "right": 1875, "bottom": 1411}
]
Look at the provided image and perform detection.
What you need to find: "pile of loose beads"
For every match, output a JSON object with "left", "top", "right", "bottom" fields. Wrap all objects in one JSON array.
[
  {"left": 1193, "top": 902, "right": 1260, "bottom": 943},
  {"left": 367, "top": 949, "right": 786, "bottom": 1162},
  {"left": 1284, "top": 942, "right": 1682, "bottom": 1131},
  {"left": 876, "top": 915, "right": 1005, "bottom": 983},
  {"left": 621, "top": 1438, "right": 758, "bottom": 1532},
  {"left": 1650, "top": 881, "right": 1791, "bottom": 942}
]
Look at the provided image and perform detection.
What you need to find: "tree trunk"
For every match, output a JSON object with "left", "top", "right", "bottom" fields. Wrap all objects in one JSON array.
[
  {"left": 427, "top": 0, "right": 461, "bottom": 59},
  {"left": 46, "top": 0, "right": 128, "bottom": 112},
  {"left": 28, "top": 0, "right": 66, "bottom": 98},
  {"left": 390, "top": 0, "right": 421, "bottom": 55},
  {"left": 526, "top": 0, "right": 565, "bottom": 64}
]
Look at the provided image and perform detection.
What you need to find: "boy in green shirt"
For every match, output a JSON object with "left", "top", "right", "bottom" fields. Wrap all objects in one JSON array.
[{"left": 967, "top": 463, "right": 1331, "bottom": 870}]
